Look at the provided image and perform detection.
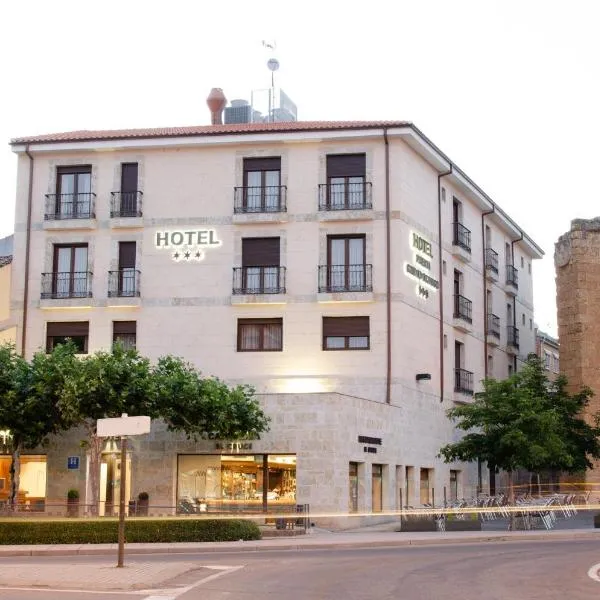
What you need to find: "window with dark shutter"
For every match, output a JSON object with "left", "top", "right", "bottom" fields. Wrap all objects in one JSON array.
[
  {"left": 242, "top": 238, "right": 280, "bottom": 267},
  {"left": 238, "top": 157, "right": 283, "bottom": 213},
  {"left": 243, "top": 157, "right": 281, "bottom": 172},
  {"left": 113, "top": 321, "right": 137, "bottom": 350},
  {"left": 322, "top": 316, "right": 369, "bottom": 350},
  {"left": 326, "top": 154, "right": 366, "bottom": 178},
  {"left": 46, "top": 321, "right": 89, "bottom": 353},
  {"left": 238, "top": 318, "right": 283, "bottom": 351}
]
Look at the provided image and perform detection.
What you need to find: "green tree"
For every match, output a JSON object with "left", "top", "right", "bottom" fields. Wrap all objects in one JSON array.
[
  {"left": 439, "top": 355, "right": 600, "bottom": 505},
  {"left": 0, "top": 342, "right": 79, "bottom": 508},
  {"left": 60, "top": 347, "right": 270, "bottom": 513}
]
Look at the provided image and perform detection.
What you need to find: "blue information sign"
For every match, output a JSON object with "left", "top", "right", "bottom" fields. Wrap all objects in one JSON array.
[{"left": 67, "top": 456, "right": 80, "bottom": 470}]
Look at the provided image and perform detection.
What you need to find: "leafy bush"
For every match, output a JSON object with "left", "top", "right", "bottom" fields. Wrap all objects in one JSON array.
[
  {"left": 0, "top": 518, "right": 261, "bottom": 545},
  {"left": 67, "top": 489, "right": 80, "bottom": 500},
  {"left": 138, "top": 491, "right": 149, "bottom": 501}
]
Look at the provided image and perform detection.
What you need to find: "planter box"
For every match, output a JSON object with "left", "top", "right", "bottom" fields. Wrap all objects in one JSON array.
[{"left": 398, "top": 518, "right": 437, "bottom": 532}]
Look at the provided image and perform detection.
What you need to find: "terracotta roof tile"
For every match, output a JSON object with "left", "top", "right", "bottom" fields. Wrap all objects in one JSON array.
[{"left": 10, "top": 120, "right": 410, "bottom": 145}]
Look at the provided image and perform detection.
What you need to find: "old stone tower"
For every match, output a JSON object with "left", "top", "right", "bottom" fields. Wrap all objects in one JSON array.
[{"left": 555, "top": 218, "right": 600, "bottom": 487}]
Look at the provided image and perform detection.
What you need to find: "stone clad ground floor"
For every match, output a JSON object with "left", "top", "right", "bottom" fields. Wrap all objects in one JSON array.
[{"left": 1, "top": 393, "right": 484, "bottom": 528}]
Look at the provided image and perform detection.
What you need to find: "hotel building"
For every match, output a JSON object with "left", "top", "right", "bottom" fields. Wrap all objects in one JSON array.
[{"left": 5, "top": 93, "right": 543, "bottom": 521}]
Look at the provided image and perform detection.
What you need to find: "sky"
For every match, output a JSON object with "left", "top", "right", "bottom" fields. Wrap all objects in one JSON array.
[{"left": 1, "top": 0, "right": 599, "bottom": 337}]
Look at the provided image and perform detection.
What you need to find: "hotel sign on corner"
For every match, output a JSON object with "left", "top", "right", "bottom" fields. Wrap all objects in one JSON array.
[
  {"left": 405, "top": 231, "right": 439, "bottom": 299},
  {"left": 155, "top": 229, "right": 222, "bottom": 262}
]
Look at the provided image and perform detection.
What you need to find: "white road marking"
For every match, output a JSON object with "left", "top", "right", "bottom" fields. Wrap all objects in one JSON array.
[
  {"left": 143, "top": 566, "right": 245, "bottom": 599},
  {"left": 0, "top": 586, "right": 146, "bottom": 595},
  {"left": 588, "top": 562, "right": 600, "bottom": 582}
]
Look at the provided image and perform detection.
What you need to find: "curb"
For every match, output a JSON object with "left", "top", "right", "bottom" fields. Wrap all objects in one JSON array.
[{"left": 1, "top": 531, "right": 599, "bottom": 557}]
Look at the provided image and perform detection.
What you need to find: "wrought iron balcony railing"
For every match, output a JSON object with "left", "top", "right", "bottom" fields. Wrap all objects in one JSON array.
[
  {"left": 318, "top": 264, "right": 373, "bottom": 293},
  {"left": 41, "top": 271, "right": 93, "bottom": 299},
  {"left": 44, "top": 193, "right": 96, "bottom": 220},
  {"left": 318, "top": 182, "right": 372, "bottom": 211},
  {"left": 452, "top": 222, "right": 472, "bottom": 253},
  {"left": 487, "top": 313, "right": 500, "bottom": 338},
  {"left": 232, "top": 266, "right": 286, "bottom": 294},
  {"left": 110, "top": 191, "right": 143, "bottom": 218},
  {"left": 507, "top": 325, "right": 520, "bottom": 349},
  {"left": 506, "top": 265, "right": 519, "bottom": 288},
  {"left": 108, "top": 269, "right": 141, "bottom": 297},
  {"left": 485, "top": 248, "right": 499, "bottom": 273},
  {"left": 233, "top": 186, "right": 287, "bottom": 213},
  {"left": 454, "top": 368, "right": 474, "bottom": 395},
  {"left": 454, "top": 294, "right": 473, "bottom": 323}
]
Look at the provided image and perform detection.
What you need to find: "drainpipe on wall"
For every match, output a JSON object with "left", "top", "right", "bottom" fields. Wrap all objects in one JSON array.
[
  {"left": 437, "top": 167, "right": 453, "bottom": 402},
  {"left": 481, "top": 207, "right": 495, "bottom": 379},
  {"left": 511, "top": 233, "right": 524, "bottom": 371},
  {"left": 20, "top": 146, "right": 34, "bottom": 358},
  {"left": 384, "top": 128, "right": 392, "bottom": 404}
]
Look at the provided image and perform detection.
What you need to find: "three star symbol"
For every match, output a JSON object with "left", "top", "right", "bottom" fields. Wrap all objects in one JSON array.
[{"left": 172, "top": 248, "right": 205, "bottom": 262}]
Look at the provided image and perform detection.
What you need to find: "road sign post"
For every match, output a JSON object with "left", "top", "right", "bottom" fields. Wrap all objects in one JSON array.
[{"left": 97, "top": 414, "right": 151, "bottom": 569}]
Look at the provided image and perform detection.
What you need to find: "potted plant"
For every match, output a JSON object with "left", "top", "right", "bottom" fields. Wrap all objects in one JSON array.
[
  {"left": 137, "top": 491, "right": 149, "bottom": 516},
  {"left": 67, "top": 489, "right": 80, "bottom": 517}
]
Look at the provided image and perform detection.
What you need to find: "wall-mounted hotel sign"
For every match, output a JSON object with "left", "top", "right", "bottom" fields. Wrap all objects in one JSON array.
[
  {"left": 155, "top": 229, "right": 222, "bottom": 262},
  {"left": 405, "top": 231, "right": 439, "bottom": 299}
]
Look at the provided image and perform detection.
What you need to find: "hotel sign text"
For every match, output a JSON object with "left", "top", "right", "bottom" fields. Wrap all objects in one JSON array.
[
  {"left": 405, "top": 232, "right": 439, "bottom": 299},
  {"left": 155, "top": 229, "right": 222, "bottom": 262}
]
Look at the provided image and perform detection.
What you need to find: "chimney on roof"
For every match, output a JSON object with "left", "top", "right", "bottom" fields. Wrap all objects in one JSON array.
[{"left": 207, "top": 88, "right": 227, "bottom": 125}]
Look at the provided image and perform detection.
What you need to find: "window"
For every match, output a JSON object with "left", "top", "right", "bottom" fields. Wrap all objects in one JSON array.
[
  {"left": 349, "top": 462, "right": 359, "bottom": 513},
  {"left": 528, "top": 262, "right": 531, "bottom": 274},
  {"left": 544, "top": 352, "right": 551, "bottom": 370},
  {"left": 505, "top": 242, "right": 512, "bottom": 266},
  {"left": 237, "top": 318, "right": 283, "bottom": 351},
  {"left": 237, "top": 238, "right": 282, "bottom": 294},
  {"left": 44, "top": 244, "right": 89, "bottom": 299},
  {"left": 323, "top": 235, "right": 368, "bottom": 292},
  {"left": 54, "top": 165, "right": 92, "bottom": 218},
  {"left": 521, "top": 256, "right": 524, "bottom": 268},
  {"left": 420, "top": 468, "right": 431, "bottom": 505},
  {"left": 242, "top": 157, "right": 281, "bottom": 212},
  {"left": 118, "top": 241, "right": 137, "bottom": 296},
  {"left": 522, "top": 313, "right": 526, "bottom": 326},
  {"left": 452, "top": 198, "right": 471, "bottom": 251},
  {"left": 455, "top": 341, "right": 464, "bottom": 370},
  {"left": 530, "top": 318, "right": 533, "bottom": 330},
  {"left": 324, "top": 153, "right": 367, "bottom": 209},
  {"left": 508, "top": 364, "right": 513, "bottom": 377},
  {"left": 46, "top": 321, "right": 89, "bottom": 353},
  {"left": 323, "top": 316, "right": 370, "bottom": 350},
  {"left": 405, "top": 466, "right": 414, "bottom": 508},
  {"left": 112, "top": 163, "right": 141, "bottom": 217},
  {"left": 487, "top": 354, "right": 493, "bottom": 376},
  {"left": 450, "top": 470, "right": 459, "bottom": 501},
  {"left": 113, "top": 321, "right": 136, "bottom": 350},
  {"left": 441, "top": 187, "right": 446, "bottom": 202},
  {"left": 372, "top": 464, "right": 383, "bottom": 513},
  {"left": 485, "top": 225, "right": 491, "bottom": 248}
]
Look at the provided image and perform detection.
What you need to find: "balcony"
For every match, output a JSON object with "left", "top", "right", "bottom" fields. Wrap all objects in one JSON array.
[
  {"left": 43, "top": 193, "right": 96, "bottom": 229},
  {"left": 486, "top": 313, "right": 500, "bottom": 346},
  {"left": 507, "top": 326, "right": 520, "bottom": 353},
  {"left": 318, "top": 181, "right": 372, "bottom": 211},
  {"left": 485, "top": 248, "right": 499, "bottom": 281},
  {"left": 453, "top": 294, "right": 472, "bottom": 332},
  {"left": 41, "top": 272, "right": 93, "bottom": 300},
  {"left": 454, "top": 368, "right": 474, "bottom": 395},
  {"left": 505, "top": 265, "right": 519, "bottom": 295},
  {"left": 232, "top": 266, "right": 286, "bottom": 295},
  {"left": 318, "top": 264, "right": 373, "bottom": 293},
  {"left": 452, "top": 222, "right": 472, "bottom": 262},
  {"left": 110, "top": 191, "right": 143, "bottom": 222},
  {"left": 233, "top": 186, "right": 287, "bottom": 223},
  {"left": 108, "top": 270, "right": 141, "bottom": 298}
]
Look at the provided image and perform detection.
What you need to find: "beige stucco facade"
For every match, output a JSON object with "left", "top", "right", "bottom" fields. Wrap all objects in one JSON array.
[{"left": 8, "top": 123, "right": 542, "bottom": 518}]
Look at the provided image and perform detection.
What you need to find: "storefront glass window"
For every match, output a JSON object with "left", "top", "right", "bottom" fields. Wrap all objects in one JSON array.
[
  {"left": 372, "top": 464, "right": 382, "bottom": 513},
  {"left": 0, "top": 454, "right": 47, "bottom": 508},
  {"left": 177, "top": 454, "right": 296, "bottom": 512},
  {"left": 349, "top": 462, "right": 359, "bottom": 513},
  {"left": 420, "top": 468, "right": 431, "bottom": 504}
]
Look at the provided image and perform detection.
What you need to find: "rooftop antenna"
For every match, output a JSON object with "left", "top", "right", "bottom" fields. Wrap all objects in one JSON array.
[{"left": 262, "top": 40, "right": 279, "bottom": 123}]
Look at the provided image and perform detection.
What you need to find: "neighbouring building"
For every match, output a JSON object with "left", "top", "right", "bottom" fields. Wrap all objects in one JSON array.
[
  {"left": 4, "top": 90, "right": 543, "bottom": 522},
  {"left": 535, "top": 329, "right": 559, "bottom": 380},
  {"left": 556, "top": 218, "right": 600, "bottom": 490},
  {"left": 0, "top": 234, "right": 16, "bottom": 345}
]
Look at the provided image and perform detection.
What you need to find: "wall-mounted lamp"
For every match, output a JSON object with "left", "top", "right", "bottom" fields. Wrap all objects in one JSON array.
[{"left": 416, "top": 373, "right": 432, "bottom": 382}]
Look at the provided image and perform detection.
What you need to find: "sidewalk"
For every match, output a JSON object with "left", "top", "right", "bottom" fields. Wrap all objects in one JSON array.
[{"left": 1, "top": 527, "right": 599, "bottom": 558}]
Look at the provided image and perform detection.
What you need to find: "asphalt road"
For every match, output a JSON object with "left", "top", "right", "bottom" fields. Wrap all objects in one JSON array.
[{"left": 0, "top": 540, "right": 598, "bottom": 599}]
